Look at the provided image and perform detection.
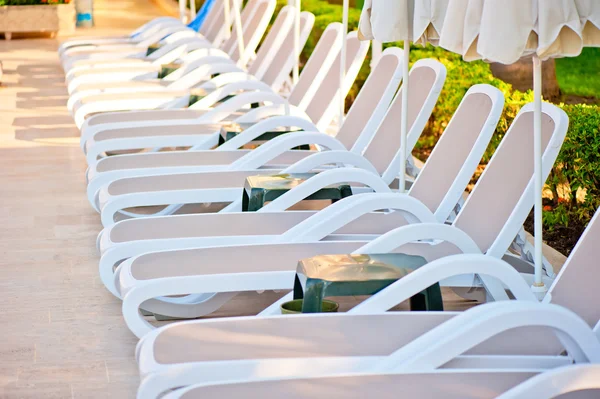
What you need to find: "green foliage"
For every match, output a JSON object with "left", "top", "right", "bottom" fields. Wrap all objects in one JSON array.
[
  {"left": 545, "top": 104, "right": 600, "bottom": 228},
  {"left": 556, "top": 48, "right": 600, "bottom": 98}
]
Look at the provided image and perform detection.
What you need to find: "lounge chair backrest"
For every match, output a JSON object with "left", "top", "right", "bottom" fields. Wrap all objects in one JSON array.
[
  {"left": 247, "top": 5, "right": 294, "bottom": 81},
  {"left": 198, "top": 0, "right": 229, "bottom": 43},
  {"left": 255, "top": 11, "right": 315, "bottom": 92},
  {"left": 302, "top": 31, "right": 370, "bottom": 131},
  {"left": 286, "top": 23, "right": 343, "bottom": 113},
  {"left": 360, "top": 59, "right": 446, "bottom": 183},
  {"left": 202, "top": 0, "right": 242, "bottom": 46},
  {"left": 548, "top": 208, "right": 600, "bottom": 327},
  {"left": 453, "top": 103, "right": 569, "bottom": 256},
  {"left": 332, "top": 47, "right": 403, "bottom": 152},
  {"left": 223, "top": 0, "right": 276, "bottom": 65},
  {"left": 409, "top": 84, "right": 504, "bottom": 219}
]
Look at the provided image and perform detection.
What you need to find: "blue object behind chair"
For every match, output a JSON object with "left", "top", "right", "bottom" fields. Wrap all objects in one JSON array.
[{"left": 188, "top": 0, "right": 217, "bottom": 31}]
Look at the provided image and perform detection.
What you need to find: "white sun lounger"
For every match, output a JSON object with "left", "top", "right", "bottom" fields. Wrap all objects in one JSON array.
[
  {"left": 84, "top": 48, "right": 417, "bottom": 212},
  {"left": 59, "top": 0, "right": 240, "bottom": 67},
  {"left": 134, "top": 301, "right": 600, "bottom": 398},
  {"left": 115, "top": 103, "right": 568, "bottom": 336},
  {"left": 67, "top": 6, "right": 313, "bottom": 114},
  {"left": 65, "top": 0, "right": 271, "bottom": 94},
  {"left": 96, "top": 82, "right": 497, "bottom": 294},
  {"left": 73, "top": 22, "right": 343, "bottom": 132},
  {"left": 60, "top": 0, "right": 235, "bottom": 70},
  {"left": 131, "top": 206, "right": 600, "bottom": 396},
  {"left": 164, "top": 365, "right": 600, "bottom": 399},
  {"left": 90, "top": 57, "right": 444, "bottom": 227},
  {"left": 69, "top": 1, "right": 276, "bottom": 128}
]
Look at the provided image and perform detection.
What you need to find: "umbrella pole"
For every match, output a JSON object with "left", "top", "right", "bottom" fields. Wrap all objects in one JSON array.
[
  {"left": 532, "top": 54, "right": 546, "bottom": 299},
  {"left": 179, "top": 0, "right": 187, "bottom": 23},
  {"left": 370, "top": 40, "right": 382, "bottom": 68},
  {"left": 399, "top": 42, "right": 409, "bottom": 193},
  {"left": 232, "top": 0, "right": 246, "bottom": 67},
  {"left": 190, "top": 0, "right": 197, "bottom": 19},
  {"left": 292, "top": 0, "right": 301, "bottom": 84},
  {"left": 340, "top": 0, "right": 349, "bottom": 126}
]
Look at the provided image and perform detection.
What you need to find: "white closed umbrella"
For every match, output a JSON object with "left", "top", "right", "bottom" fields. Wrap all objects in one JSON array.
[
  {"left": 439, "top": 0, "right": 600, "bottom": 298},
  {"left": 358, "top": 0, "right": 449, "bottom": 193}
]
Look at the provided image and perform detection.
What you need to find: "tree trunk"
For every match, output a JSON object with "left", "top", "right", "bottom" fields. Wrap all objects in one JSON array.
[{"left": 490, "top": 56, "right": 560, "bottom": 101}]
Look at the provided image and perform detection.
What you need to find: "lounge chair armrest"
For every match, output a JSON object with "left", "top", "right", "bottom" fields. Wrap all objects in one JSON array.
[
  {"left": 166, "top": 61, "right": 240, "bottom": 88},
  {"left": 278, "top": 193, "right": 437, "bottom": 243},
  {"left": 180, "top": 47, "right": 231, "bottom": 63},
  {"left": 350, "top": 254, "right": 536, "bottom": 314},
  {"left": 219, "top": 116, "right": 319, "bottom": 150},
  {"left": 358, "top": 223, "right": 481, "bottom": 254},
  {"left": 68, "top": 70, "right": 159, "bottom": 94},
  {"left": 498, "top": 365, "right": 600, "bottom": 399},
  {"left": 234, "top": 104, "right": 311, "bottom": 123},
  {"left": 74, "top": 95, "right": 189, "bottom": 129},
  {"left": 193, "top": 80, "right": 273, "bottom": 109},
  {"left": 199, "top": 72, "right": 256, "bottom": 90},
  {"left": 136, "top": 25, "right": 188, "bottom": 48},
  {"left": 381, "top": 301, "right": 600, "bottom": 372},
  {"left": 359, "top": 223, "right": 517, "bottom": 302},
  {"left": 259, "top": 168, "right": 392, "bottom": 213},
  {"left": 199, "top": 92, "right": 288, "bottom": 123},
  {"left": 232, "top": 135, "right": 347, "bottom": 170},
  {"left": 283, "top": 151, "right": 378, "bottom": 174}
]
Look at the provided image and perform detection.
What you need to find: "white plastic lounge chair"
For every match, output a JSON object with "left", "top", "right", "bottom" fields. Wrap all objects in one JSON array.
[
  {"left": 67, "top": 7, "right": 313, "bottom": 113},
  {"left": 67, "top": 0, "right": 275, "bottom": 108},
  {"left": 97, "top": 82, "right": 497, "bottom": 295},
  {"left": 92, "top": 55, "right": 442, "bottom": 227},
  {"left": 61, "top": 0, "right": 234, "bottom": 71},
  {"left": 78, "top": 25, "right": 355, "bottom": 166},
  {"left": 132, "top": 206, "right": 600, "bottom": 397},
  {"left": 498, "top": 364, "right": 600, "bottom": 399},
  {"left": 164, "top": 364, "right": 600, "bottom": 399},
  {"left": 84, "top": 49, "right": 426, "bottom": 211},
  {"left": 59, "top": 0, "right": 240, "bottom": 67},
  {"left": 134, "top": 301, "right": 600, "bottom": 398},
  {"left": 75, "top": 22, "right": 344, "bottom": 149},
  {"left": 58, "top": 18, "right": 183, "bottom": 54},
  {"left": 117, "top": 102, "right": 568, "bottom": 336},
  {"left": 59, "top": 22, "right": 196, "bottom": 62},
  {"left": 72, "top": 21, "right": 341, "bottom": 131},
  {"left": 65, "top": 0, "right": 271, "bottom": 94},
  {"left": 138, "top": 177, "right": 600, "bottom": 386}
]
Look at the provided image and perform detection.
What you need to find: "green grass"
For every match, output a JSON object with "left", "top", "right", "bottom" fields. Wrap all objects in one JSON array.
[{"left": 555, "top": 48, "right": 600, "bottom": 99}]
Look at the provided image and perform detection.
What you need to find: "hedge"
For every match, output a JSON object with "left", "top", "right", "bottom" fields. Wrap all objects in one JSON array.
[{"left": 199, "top": 0, "right": 600, "bottom": 231}]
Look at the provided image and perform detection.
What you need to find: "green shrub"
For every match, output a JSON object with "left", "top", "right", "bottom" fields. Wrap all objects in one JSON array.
[{"left": 545, "top": 104, "right": 600, "bottom": 228}]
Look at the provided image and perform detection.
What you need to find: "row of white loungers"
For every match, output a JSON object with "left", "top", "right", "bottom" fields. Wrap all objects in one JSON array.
[{"left": 60, "top": 4, "right": 600, "bottom": 398}]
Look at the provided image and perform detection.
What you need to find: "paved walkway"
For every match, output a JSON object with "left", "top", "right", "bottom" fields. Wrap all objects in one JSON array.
[{"left": 0, "top": 1, "right": 169, "bottom": 397}]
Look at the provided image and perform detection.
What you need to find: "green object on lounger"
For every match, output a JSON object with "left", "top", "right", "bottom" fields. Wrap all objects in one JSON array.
[
  {"left": 217, "top": 122, "right": 307, "bottom": 147},
  {"left": 242, "top": 173, "right": 353, "bottom": 212},
  {"left": 294, "top": 254, "right": 443, "bottom": 313},
  {"left": 280, "top": 299, "right": 339, "bottom": 314}
]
